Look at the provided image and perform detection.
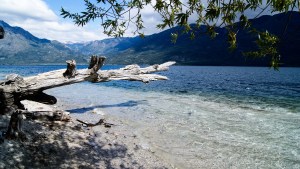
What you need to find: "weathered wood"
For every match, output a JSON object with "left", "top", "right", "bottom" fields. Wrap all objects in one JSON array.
[
  {"left": 88, "top": 55, "right": 105, "bottom": 74},
  {"left": 5, "top": 109, "right": 27, "bottom": 141},
  {"left": 63, "top": 60, "right": 77, "bottom": 78},
  {"left": 25, "top": 92, "right": 57, "bottom": 105},
  {"left": 0, "top": 56, "right": 175, "bottom": 114},
  {"left": 76, "top": 118, "right": 112, "bottom": 128},
  {"left": 24, "top": 110, "right": 71, "bottom": 122},
  {"left": 88, "top": 56, "right": 106, "bottom": 82},
  {"left": 0, "top": 56, "right": 175, "bottom": 141}
]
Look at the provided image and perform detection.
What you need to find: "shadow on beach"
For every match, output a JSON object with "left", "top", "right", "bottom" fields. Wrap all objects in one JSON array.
[
  {"left": 0, "top": 115, "right": 168, "bottom": 169},
  {"left": 67, "top": 100, "right": 147, "bottom": 114}
]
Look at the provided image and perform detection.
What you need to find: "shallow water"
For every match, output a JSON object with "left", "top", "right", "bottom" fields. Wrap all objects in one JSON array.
[
  {"left": 46, "top": 84, "right": 300, "bottom": 168},
  {"left": 1, "top": 65, "right": 300, "bottom": 168}
]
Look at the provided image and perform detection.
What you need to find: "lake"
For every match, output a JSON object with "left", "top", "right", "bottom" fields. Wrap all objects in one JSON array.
[{"left": 1, "top": 65, "right": 300, "bottom": 168}]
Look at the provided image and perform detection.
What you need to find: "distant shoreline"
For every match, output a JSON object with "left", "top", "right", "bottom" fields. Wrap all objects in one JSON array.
[{"left": 0, "top": 64, "right": 300, "bottom": 68}]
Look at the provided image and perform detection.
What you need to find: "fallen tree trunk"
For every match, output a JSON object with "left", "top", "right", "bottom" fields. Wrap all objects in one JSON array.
[{"left": 0, "top": 56, "right": 175, "bottom": 114}]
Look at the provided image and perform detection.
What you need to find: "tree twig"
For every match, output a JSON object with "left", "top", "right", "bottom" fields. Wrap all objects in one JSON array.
[{"left": 76, "top": 118, "right": 113, "bottom": 128}]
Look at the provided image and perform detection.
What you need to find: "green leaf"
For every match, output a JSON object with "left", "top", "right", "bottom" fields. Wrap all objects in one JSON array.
[{"left": 171, "top": 33, "right": 178, "bottom": 43}]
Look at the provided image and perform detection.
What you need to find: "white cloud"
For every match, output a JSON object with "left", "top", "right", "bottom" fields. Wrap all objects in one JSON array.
[
  {"left": 8, "top": 19, "right": 105, "bottom": 42},
  {"left": 0, "top": 0, "right": 57, "bottom": 22},
  {"left": 0, "top": 0, "right": 106, "bottom": 42},
  {"left": 123, "top": 3, "right": 163, "bottom": 36},
  {"left": 140, "top": 4, "right": 164, "bottom": 35}
]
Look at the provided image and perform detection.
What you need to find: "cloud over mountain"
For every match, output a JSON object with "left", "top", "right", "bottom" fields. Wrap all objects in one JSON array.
[{"left": 0, "top": 0, "right": 104, "bottom": 42}]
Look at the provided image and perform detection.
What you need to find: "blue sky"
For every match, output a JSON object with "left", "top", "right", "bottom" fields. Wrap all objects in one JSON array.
[
  {"left": 45, "top": 0, "right": 84, "bottom": 14},
  {"left": 0, "top": 0, "right": 272, "bottom": 43}
]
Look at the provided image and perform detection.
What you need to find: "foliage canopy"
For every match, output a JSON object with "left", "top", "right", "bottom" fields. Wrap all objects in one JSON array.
[{"left": 61, "top": 0, "right": 299, "bottom": 69}]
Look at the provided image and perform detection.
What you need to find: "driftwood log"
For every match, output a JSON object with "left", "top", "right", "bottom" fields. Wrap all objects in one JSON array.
[
  {"left": 0, "top": 56, "right": 175, "bottom": 115},
  {"left": 4, "top": 110, "right": 27, "bottom": 141},
  {"left": 0, "top": 56, "right": 175, "bottom": 139},
  {"left": 24, "top": 110, "right": 71, "bottom": 122}
]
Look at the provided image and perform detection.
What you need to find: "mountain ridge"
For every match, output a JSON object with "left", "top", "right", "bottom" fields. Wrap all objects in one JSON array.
[
  {"left": 0, "top": 20, "right": 85, "bottom": 65},
  {"left": 65, "top": 11, "right": 300, "bottom": 66},
  {"left": 0, "top": 12, "right": 300, "bottom": 66}
]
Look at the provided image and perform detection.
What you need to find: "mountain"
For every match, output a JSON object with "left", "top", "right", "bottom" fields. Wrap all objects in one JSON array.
[
  {"left": 1, "top": 12, "right": 300, "bottom": 66},
  {"left": 0, "top": 21, "right": 85, "bottom": 65},
  {"left": 65, "top": 38, "right": 131, "bottom": 55},
  {"left": 67, "top": 11, "right": 300, "bottom": 66}
]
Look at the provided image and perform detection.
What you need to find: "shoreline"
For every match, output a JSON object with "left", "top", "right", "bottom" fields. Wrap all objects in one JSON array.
[{"left": 0, "top": 100, "right": 172, "bottom": 169}]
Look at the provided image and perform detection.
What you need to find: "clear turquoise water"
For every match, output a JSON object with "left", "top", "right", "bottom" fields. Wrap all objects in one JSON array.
[{"left": 1, "top": 65, "right": 300, "bottom": 168}]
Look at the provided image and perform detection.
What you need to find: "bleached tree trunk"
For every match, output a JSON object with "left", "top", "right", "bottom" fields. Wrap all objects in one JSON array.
[
  {"left": 0, "top": 56, "right": 175, "bottom": 140},
  {"left": 0, "top": 56, "right": 175, "bottom": 115}
]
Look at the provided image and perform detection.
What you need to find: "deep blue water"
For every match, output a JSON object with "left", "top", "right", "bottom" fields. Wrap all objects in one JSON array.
[
  {"left": 0, "top": 65, "right": 299, "bottom": 112},
  {"left": 101, "top": 66, "right": 300, "bottom": 112}
]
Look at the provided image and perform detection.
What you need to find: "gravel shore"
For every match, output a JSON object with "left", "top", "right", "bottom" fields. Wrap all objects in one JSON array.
[{"left": 0, "top": 100, "right": 172, "bottom": 169}]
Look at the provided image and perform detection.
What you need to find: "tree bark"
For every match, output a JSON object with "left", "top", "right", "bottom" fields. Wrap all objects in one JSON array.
[
  {"left": 0, "top": 56, "right": 175, "bottom": 114},
  {"left": 4, "top": 109, "right": 27, "bottom": 141},
  {"left": 63, "top": 59, "right": 77, "bottom": 78}
]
